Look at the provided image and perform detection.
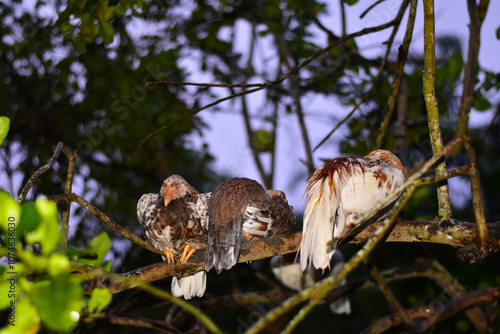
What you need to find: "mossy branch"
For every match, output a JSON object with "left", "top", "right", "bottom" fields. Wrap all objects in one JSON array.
[{"left": 423, "top": 0, "right": 452, "bottom": 217}]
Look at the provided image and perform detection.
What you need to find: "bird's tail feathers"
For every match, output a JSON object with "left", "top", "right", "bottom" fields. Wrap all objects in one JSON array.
[
  {"left": 300, "top": 179, "right": 337, "bottom": 272},
  {"left": 205, "top": 216, "right": 242, "bottom": 273},
  {"left": 171, "top": 271, "right": 207, "bottom": 300}
]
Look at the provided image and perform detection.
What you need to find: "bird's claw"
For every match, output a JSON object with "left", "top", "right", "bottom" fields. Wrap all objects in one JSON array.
[
  {"left": 180, "top": 244, "right": 196, "bottom": 264},
  {"left": 164, "top": 248, "right": 175, "bottom": 264}
]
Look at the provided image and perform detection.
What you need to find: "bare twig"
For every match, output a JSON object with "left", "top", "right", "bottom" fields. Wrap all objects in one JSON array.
[
  {"left": 423, "top": 0, "right": 452, "bottom": 218},
  {"left": 240, "top": 25, "right": 270, "bottom": 188},
  {"left": 393, "top": 76, "right": 408, "bottom": 157},
  {"left": 374, "top": 0, "right": 417, "bottom": 149},
  {"left": 134, "top": 16, "right": 404, "bottom": 157},
  {"left": 364, "top": 258, "right": 415, "bottom": 330},
  {"left": 418, "top": 287, "right": 500, "bottom": 332},
  {"left": 464, "top": 139, "right": 495, "bottom": 254},
  {"left": 313, "top": 0, "right": 410, "bottom": 152},
  {"left": 90, "top": 268, "right": 222, "bottom": 333},
  {"left": 145, "top": 81, "right": 267, "bottom": 88},
  {"left": 85, "top": 315, "right": 179, "bottom": 333},
  {"left": 50, "top": 193, "right": 161, "bottom": 255},
  {"left": 452, "top": 0, "right": 491, "bottom": 154},
  {"left": 17, "top": 142, "right": 64, "bottom": 203},
  {"left": 61, "top": 147, "right": 77, "bottom": 247}
]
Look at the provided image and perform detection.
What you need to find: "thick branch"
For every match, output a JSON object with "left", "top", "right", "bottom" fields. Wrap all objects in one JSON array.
[{"left": 79, "top": 220, "right": 500, "bottom": 295}]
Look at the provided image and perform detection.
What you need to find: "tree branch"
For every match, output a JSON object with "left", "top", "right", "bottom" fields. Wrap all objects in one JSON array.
[
  {"left": 423, "top": 0, "right": 452, "bottom": 217},
  {"left": 60, "top": 146, "right": 77, "bottom": 247},
  {"left": 452, "top": 0, "right": 490, "bottom": 155},
  {"left": 313, "top": 0, "right": 410, "bottom": 152},
  {"left": 50, "top": 193, "right": 161, "bottom": 255},
  {"left": 134, "top": 14, "right": 405, "bottom": 157},
  {"left": 374, "top": 0, "right": 417, "bottom": 149},
  {"left": 17, "top": 141, "right": 64, "bottom": 203}
]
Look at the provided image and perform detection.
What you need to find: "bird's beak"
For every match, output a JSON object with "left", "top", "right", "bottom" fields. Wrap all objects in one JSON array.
[{"left": 162, "top": 184, "right": 172, "bottom": 207}]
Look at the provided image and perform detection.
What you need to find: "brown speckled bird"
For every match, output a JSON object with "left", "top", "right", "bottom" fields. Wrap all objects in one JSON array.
[
  {"left": 137, "top": 175, "right": 210, "bottom": 299},
  {"left": 300, "top": 150, "right": 405, "bottom": 271},
  {"left": 205, "top": 177, "right": 295, "bottom": 273}
]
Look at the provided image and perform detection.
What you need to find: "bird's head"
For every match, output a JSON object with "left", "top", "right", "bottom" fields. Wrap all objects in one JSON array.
[
  {"left": 160, "top": 175, "right": 198, "bottom": 207},
  {"left": 364, "top": 149, "right": 404, "bottom": 174}
]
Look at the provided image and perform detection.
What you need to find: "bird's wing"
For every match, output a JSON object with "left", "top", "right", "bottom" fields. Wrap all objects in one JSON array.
[{"left": 205, "top": 178, "right": 267, "bottom": 273}]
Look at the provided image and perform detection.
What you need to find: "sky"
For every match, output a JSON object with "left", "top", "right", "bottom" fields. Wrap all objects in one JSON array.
[{"left": 186, "top": 0, "right": 500, "bottom": 214}]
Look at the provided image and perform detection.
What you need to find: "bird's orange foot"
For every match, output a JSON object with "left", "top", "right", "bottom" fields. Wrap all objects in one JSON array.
[
  {"left": 163, "top": 248, "right": 175, "bottom": 264},
  {"left": 180, "top": 244, "right": 197, "bottom": 264}
]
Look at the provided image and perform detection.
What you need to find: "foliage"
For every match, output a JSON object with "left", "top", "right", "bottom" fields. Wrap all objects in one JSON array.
[{"left": 0, "top": 190, "right": 112, "bottom": 333}]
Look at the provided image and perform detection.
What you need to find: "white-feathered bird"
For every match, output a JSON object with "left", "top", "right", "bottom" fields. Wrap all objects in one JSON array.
[
  {"left": 137, "top": 175, "right": 210, "bottom": 299},
  {"left": 299, "top": 150, "right": 405, "bottom": 271},
  {"left": 271, "top": 251, "right": 351, "bottom": 315}
]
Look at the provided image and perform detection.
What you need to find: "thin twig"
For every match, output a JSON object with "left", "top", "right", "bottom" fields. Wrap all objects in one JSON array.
[
  {"left": 452, "top": 0, "right": 490, "bottom": 155},
  {"left": 134, "top": 17, "right": 403, "bottom": 157},
  {"left": 374, "top": 0, "right": 417, "bottom": 149},
  {"left": 77, "top": 267, "right": 223, "bottom": 333},
  {"left": 145, "top": 81, "right": 267, "bottom": 88},
  {"left": 364, "top": 258, "right": 415, "bottom": 330},
  {"left": 423, "top": 0, "right": 452, "bottom": 218},
  {"left": 464, "top": 139, "right": 492, "bottom": 253},
  {"left": 240, "top": 24, "right": 270, "bottom": 188},
  {"left": 418, "top": 287, "right": 500, "bottom": 332},
  {"left": 61, "top": 147, "right": 77, "bottom": 247},
  {"left": 17, "top": 142, "right": 64, "bottom": 203},
  {"left": 50, "top": 193, "right": 161, "bottom": 255},
  {"left": 393, "top": 76, "right": 408, "bottom": 157},
  {"left": 85, "top": 315, "right": 179, "bottom": 333},
  {"left": 360, "top": 288, "right": 497, "bottom": 334},
  {"left": 313, "top": 0, "right": 410, "bottom": 152}
]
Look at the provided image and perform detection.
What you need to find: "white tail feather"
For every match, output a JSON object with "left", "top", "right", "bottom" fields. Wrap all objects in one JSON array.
[
  {"left": 171, "top": 271, "right": 207, "bottom": 300},
  {"left": 300, "top": 179, "right": 338, "bottom": 271}
]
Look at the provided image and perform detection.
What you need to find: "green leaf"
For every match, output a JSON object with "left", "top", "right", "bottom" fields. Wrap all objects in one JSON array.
[
  {"left": 343, "top": 0, "right": 359, "bottom": 5},
  {"left": 253, "top": 129, "right": 274, "bottom": 152},
  {"left": 73, "top": 231, "right": 111, "bottom": 267},
  {"left": 0, "top": 191, "right": 21, "bottom": 232},
  {"left": 473, "top": 94, "right": 492, "bottom": 111},
  {"left": 30, "top": 275, "right": 82, "bottom": 333},
  {"left": 87, "top": 288, "right": 112, "bottom": 316},
  {"left": 80, "top": 12, "right": 98, "bottom": 43},
  {"left": 24, "top": 199, "right": 60, "bottom": 254},
  {"left": 0, "top": 296, "right": 41, "bottom": 334},
  {"left": 98, "top": 19, "right": 115, "bottom": 44},
  {"left": 496, "top": 27, "right": 500, "bottom": 40},
  {"left": 48, "top": 253, "right": 71, "bottom": 276},
  {"left": 16, "top": 202, "right": 41, "bottom": 240},
  {"left": 0, "top": 116, "right": 10, "bottom": 147}
]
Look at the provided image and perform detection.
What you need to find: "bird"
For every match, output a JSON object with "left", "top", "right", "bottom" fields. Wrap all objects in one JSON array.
[
  {"left": 137, "top": 175, "right": 210, "bottom": 299},
  {"left": 299, "top": 149, "right": 405, "bottom": 272},
  {"left": 205, "top": 177, "right": 296, "bottom": 273},
  {"left": 271, "top": 251, "right": 351, "bottom": 315}
]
